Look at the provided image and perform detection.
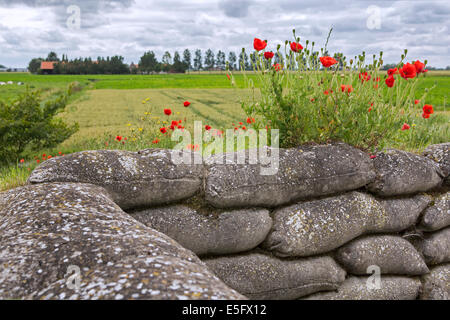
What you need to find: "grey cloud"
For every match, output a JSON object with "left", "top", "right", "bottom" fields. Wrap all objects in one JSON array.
[
  {"left": 0, "top": 0, "right": 449, "bottom": 68},
  {"left": 219, "top": 0, "right": 252, "bottom": 18}
]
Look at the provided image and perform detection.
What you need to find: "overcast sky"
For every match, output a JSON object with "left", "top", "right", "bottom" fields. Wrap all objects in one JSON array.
[{"left": 0, "top": 0, "right": 449, "bottom": 68}]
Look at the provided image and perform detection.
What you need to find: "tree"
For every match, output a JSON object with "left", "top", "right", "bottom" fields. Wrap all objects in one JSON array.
[
  {"left": 0, "top": 87, "right": 78, "bottom": 164},
  {"left": 194, "top": 49, "right": 202, "bottom": 71},
  {"left": 46, "top": 52, "right": 59, "bottom": 61},
  {"left": 28, "top": 58, "right": 43, "bottom": 73},
  {"left": 139, "top": 51, "right": 159, "bottom": 73},
  {"left": 216, "top": 50, "right": 226, "bottom": 70},
  {"left": 228, "top": 52, "right": 237, "bottom": 70},
  {"left": 182, "top": 49, "right": 192, "bottom": 71},
  {"left": 380, "top": 63, "right": 396, "bottom": 71},
  {"left": 162, "top": 51, "right": 172, "bottom": 65},
  {"left": 204, "top": 49, "right": 215, "bottom": 70},
  {"left": 172, "top": 51, "right": 187, "bottom": 73}
]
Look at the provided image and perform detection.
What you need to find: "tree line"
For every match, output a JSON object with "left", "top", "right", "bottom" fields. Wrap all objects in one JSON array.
[
  {"left": 27, "top": 51, "right": 450, "bottom": 75},
  {"left": 27, "top": 49, "right": 269, "bottom": 75}
]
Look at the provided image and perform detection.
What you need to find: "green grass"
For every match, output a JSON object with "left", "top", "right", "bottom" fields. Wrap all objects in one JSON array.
[
  {"left": 2, "top": 71, "right": 448, "bottom": 107},
  {"left": 0, "top": 163, "right": 35, "bottom": 192}
]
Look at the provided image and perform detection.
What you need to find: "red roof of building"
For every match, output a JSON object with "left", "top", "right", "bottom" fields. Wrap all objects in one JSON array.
[{"left": 40, "top": 61, "right": 56, "bottom": 70}]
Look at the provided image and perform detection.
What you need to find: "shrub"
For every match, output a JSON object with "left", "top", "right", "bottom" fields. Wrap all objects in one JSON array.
[
  {"left": 0, "top": 86, "right": 78, "bottom": 164},
  {"left": 239, "top": 29, "right": 437, "bottom": 151}
]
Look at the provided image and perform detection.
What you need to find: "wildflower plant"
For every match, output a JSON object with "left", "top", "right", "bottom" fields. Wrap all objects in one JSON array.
[{"left": 238, "top": 29, "right": 438, "bottom": 151}]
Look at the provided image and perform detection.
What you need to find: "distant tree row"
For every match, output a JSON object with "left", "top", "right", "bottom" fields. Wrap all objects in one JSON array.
[
  {"left": 28, "top": 52, "right": 129, "bottom": 75},
  {"left": 27, "top": 49, "right": 264, "bottom": 75},
  {"left": 27, "top": 51, "right": 450, "bottom": 75},
  {"left": 138, "top": 49, "right": 259, "bottom": 73}
]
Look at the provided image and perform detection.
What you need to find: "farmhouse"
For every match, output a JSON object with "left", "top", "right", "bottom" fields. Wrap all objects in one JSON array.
[{"left": 40, "top": 61, "right": 57, "bottom": 74}]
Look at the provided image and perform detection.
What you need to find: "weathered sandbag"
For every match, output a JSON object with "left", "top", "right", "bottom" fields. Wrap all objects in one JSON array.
[
  {"left": 412, "top": 227, "right": 450, "bottom": 265},
  {"left": 303, "top": 276, "right": 421, "bottom": 300},
  {"left": 419, "top": 192, "right": 450, "bottom": 232},
  {"left": 335, "top": 235, "right": 429, "bottom": 275},
  {"left": 205, "top": 144, "right": 375, "bottom": 208},
  {"left": 378, "top": 194, "right": 431, "bottom": 232},
  {"left": 420, "top": 264, "right": 449, "bottom": 300},
  {"left": 0, "top": 183, "right": 245, "bottom": 300},
  {"left": 263, "top": 192, "right": 429, "bottom": 257},
  {"left": 367, "top": 149, "right": 443, "bottom": 196},
  {"left": 27, "top": 149, "right": 203, "bottom": 210},
  {"left": 203, "top": 252, "right": 346, "bottom": 300},
  {"left": 423, "top": 143, "right": 450, "bottom": 185},
  {"left": 130, "top": 205, "right": 272, "bottom": 256}
]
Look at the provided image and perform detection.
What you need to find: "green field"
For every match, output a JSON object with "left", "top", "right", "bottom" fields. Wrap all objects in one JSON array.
[
  {"left": 1, "top": 71, "right": 449, "bottom": 191},
  {"left": 1, "top": 71, "right": 449, "bottom": 108}
]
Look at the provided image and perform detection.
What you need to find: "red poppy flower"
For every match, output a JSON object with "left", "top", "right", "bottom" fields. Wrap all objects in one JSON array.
[
  {"left": 58, "top": 151, "right": 62, "bottom": 155},
  {"left": 399, "top": 63, "right": 417, "bottom": 79},
  {"left": 170, "top": 124, "right": 175, "bottom": 130},
  {"left": 359, "top": 72, "right": 371, "bottom": 82},
  {"left": 368, "top": 107, "right": 372, "bottom": 112},
  {"left": 36, "top": 159, "right": 40, "bottom": 164},
  {"left": 183, "top": 101, "right": 190, "bottom": 107},
  {"left": 324, "top": 90, "right": 329, "bottom": 95},
  {"left": 423, "top": 104, "right": 434, "bottom": 114},
  {"left": 164, "top": 108, "right": 172, "bottom": 116},
  {"left": 340, "top": 84, "right": 354, "bottom": 93},
  {"left": 415, "top": 99, "right": 420, "bottom": 105},
  {"left": 401, "top": 123, "right": 410, "bottom": 130},
  {"left": 253, "top": 38, "right": 267, "bottom": 51},
  {"left": 422, "top": 113, "right": 430, "bottom": 119},
  {"left": 115, "top": 135, "right": 122, "bottom": 142},
  {"left": 242, "top": 126, "right": 247, "bottom": 130},
  {"left": 290, "top": 42, "right": 303, "bottom": 52},
  {"left": 42, "top": 154, "right": 46, "bottom": 158},
  {"left": 370, "top": 155, "right": 377, "bottom": 159},
  {"left": 320, "top": 56, "right": 337, "bottom": 68},
  {"left": 20, "top": 159, "right": 24, "bottom": 163},
  {"left": 152, "top": 139, "right": 160, "bottom": 144},
  {"left": 264, "top": 51, "right": 274, "bottom": 60},
  {"left": 171, "top": 120, "right": 179, "bottom": 126},
  {"left": 239, "top": 122, "right": 243, "bottom": 125},
  {"left": 226, "top": 74, "right": 231, "bottom": 80},
  {"left": 160, "top": 127, "right": 167, "bottom": 134},
  {"left": 387, "top": 68, "right": 398, "bottom": 76},
  {"left": 310, "top": 98, "right": 315, "bottom": 102},
  {"left": 273, "top": 63, "right": 282, "bottom": 71},
  {"left": 373, "top": 77, "right": 380, "bottom": 82},
  {"left": 385, "top": 76, "right": 395, "bottom": 88},
  {"left": 47, "top": 155, "right": 52, "bottom": 159},
  {"left": 414, "top": 60, "right": 425, "bottom": 73},
  {"left": 205, "top": 125, "right": 211, "bottom": 131}
]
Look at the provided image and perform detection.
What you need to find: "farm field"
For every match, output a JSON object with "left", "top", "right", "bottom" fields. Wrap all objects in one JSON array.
[
  {"left": 1, "top": 71, "right": 449, "bottom": 191},
  {"left": 1, "top": 71, "right": 449, "bottom": 107},
  {"left": 59, "top": 88, "right": 249, "bottom": 149}
]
